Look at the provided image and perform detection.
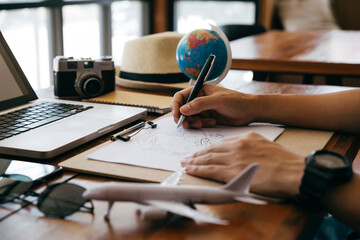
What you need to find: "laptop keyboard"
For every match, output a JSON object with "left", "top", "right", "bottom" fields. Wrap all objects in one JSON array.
[{"left": 0, "top": 102, "right": 93, "bottom": 141}]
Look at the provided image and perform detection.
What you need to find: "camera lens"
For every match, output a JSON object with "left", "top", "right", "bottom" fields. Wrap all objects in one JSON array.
[
  {"left": 75, "top": 72, "right": 104, "bottom": 98},
  {"left": 83, "top": 78, "right": 102, "bottom": 96}
]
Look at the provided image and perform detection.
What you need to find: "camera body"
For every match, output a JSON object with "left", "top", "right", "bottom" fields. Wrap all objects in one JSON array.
[{"left": 53, "top": 56, "right": 115, "bottom": 98}]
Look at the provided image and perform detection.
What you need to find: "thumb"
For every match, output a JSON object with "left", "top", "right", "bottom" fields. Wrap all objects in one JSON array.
[{"left": 180, "top": 95, "right": 219, "bottom": 116}]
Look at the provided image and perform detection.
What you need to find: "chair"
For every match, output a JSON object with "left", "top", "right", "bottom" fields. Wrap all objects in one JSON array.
[
  {"left": 219, "top": 24, "right": 267, "bottom": 81},
  {"left": 219, "top": 24, "right": 266, "bottom": 41}
]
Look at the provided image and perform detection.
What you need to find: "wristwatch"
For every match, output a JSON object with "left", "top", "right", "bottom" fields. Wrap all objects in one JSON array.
[{"left": 295, "top": 150, "right": 353, "bottom": 211}]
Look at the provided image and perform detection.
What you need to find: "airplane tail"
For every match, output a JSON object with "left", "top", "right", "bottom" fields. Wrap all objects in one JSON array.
[{"left": 221, "top": 163, "right": 259, "bottom": 194}]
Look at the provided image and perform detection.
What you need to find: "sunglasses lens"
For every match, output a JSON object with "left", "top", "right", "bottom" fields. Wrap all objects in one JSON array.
[
  {"left": 0, "top": 174, "right": 32, "bottom": 203},
  {"left": 37, "top": 183, "right": 87, "bottom": 218}
]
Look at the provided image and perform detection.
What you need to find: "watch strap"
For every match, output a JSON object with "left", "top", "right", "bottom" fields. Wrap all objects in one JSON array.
[
  {"left": 295, "top": 166, "right": 331, "bottom": 211},
  {"left": 295, "top": 151, "right": 353, "bottom": 211}
]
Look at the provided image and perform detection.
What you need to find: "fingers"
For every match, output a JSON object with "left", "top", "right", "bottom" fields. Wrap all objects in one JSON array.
[
  {"left": 183, "top": 116, "right": 217, "bottom": 129},
  {"left": 183, "top": 165, "right": 232, "bottom": 183},
  {"left": 193, "top": 142, "right": 234, "bottom": 157},
  {"left": 182, "top": 151, "right": 229, "bottom": 166},
  {"left": 174, "top": 95, "right": 219, "bottom": 129},
  {"left": 181, "top": 134, "right": 250, "bottom": 167},
  {"left": 196, "top": 118, "right": 216, "bottom": 128},
  {"left": 180, "top": 94, "right": 219, "bottom": 116},
  {"left": 180, "top": 132, "right": 268, "bottom": 182},
  {"left": 171, "top": 84, "right": 220, "bottom": 127},
  {"left": 171, "top": 87, "right": 193, "bottom": 123},
  {"left": 232, "top": 132, "right": 265, "bottom": 142}
]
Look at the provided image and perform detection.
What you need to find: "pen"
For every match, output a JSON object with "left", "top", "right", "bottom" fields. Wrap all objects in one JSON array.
[{"left": 177, "top": 54, "right": 216, "bottom": 128}]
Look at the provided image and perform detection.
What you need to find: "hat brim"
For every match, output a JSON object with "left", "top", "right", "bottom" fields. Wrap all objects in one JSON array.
[{"left": 116, "top": 76, "right": 191, "bottom": 93}]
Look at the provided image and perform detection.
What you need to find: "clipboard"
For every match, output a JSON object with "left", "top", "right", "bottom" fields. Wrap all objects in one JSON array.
[
  {"left": 59, "top": 115, "right": 334, "bottom": 186},
  {"left": 60, "top": 136, "right": 219, "bottom": 186}
]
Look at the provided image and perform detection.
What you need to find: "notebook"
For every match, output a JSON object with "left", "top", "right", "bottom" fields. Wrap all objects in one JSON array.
[
  {"left": 84, "top": 90, "right": 173, "bottom": 115},
  {"left": 0, "top": 31, "right": 147, "bottom": 159}
]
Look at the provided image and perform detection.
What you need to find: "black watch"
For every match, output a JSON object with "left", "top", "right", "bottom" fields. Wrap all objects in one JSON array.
[{"left": 295, "top": 150, "right": 353, "bottom": 211}]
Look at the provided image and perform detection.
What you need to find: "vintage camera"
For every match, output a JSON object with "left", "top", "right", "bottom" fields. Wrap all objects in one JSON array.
[{"left": 53, "top": 56, "right": 115, "bottom": 98}]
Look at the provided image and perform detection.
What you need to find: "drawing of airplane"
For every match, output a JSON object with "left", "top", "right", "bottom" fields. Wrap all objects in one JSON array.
[{"left": 82, "top": 163, "right": 266, "bottom": 225}]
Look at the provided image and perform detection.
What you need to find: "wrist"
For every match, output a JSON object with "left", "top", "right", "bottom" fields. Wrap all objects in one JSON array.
[
  {"left": 286, "top": 163, "right": 306, "bottom": 199},
  {"left": 276, "top": 157, "right": 305, "bottom": 199},
  {"left": 295, "top": 150, "right": 353, "bottom": 211},
  {"left": 249, "top": 94, "right": 267, "bottom": 123},
  {"left": 252, "top": 94, "right": 275, "bottom": 123}
]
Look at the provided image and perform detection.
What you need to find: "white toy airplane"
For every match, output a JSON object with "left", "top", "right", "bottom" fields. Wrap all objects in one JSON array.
[{"left": 82, "top": 163, "right": 266, "bottom": 225}]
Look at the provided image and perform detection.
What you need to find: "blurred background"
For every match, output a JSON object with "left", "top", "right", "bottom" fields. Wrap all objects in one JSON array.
[{"left": 0, "top": 0, "right": 359, "bottom": 90}]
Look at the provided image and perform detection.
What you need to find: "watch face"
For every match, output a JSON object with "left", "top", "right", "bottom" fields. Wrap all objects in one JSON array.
[{"left": 314, "top": 153, "right": 346, "bottom": 168}]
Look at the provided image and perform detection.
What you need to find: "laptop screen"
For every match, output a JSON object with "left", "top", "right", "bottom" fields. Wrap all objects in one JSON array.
[{"left": 0, "top": 32, "right": 37, "bottom": 111}]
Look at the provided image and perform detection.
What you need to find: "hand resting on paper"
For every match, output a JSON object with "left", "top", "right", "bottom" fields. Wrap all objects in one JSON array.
[{"left": 181, "top": 131, "right": 305, "bottom": 199}]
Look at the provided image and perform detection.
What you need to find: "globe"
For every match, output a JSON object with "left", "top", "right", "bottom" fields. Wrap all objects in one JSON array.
[{"left": 176, "top": 28, "right": 229, "bottom": 82}]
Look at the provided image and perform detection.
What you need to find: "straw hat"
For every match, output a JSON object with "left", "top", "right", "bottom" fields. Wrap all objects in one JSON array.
[{"left": 116, "top": 32, "right": 190, "bottom": 92}]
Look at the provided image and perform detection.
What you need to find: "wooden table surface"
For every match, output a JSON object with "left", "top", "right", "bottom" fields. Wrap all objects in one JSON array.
[
  {"left": 230, "top": 30, "right": 360, "bottom": 76},
  {"left": 0, "top": 80, "right": 359, "bottom": 240}
]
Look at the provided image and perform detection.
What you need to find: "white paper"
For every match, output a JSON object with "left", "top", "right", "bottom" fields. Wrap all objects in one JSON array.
[{"left": 87, "top": 117, "right": 284, "bottom": 171}]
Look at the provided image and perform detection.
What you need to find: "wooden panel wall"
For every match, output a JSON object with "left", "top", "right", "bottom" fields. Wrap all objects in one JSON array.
[
  {"left": 151, "top": 0, "right": 172, "bottom": 33},
  {"left": 259, "top": 0, "right": 276, "bottom": 29}
]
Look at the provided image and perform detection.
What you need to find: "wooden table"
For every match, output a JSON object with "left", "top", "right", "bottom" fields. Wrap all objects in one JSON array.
[
  {"left": 230, "top": 30, "right": 360, "bottom": 84},
  {"left": 0, "top": 81, "right": 359, "bottom": 240}
]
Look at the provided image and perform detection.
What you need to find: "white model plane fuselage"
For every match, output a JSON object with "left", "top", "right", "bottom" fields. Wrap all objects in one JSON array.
[
  {"left": 86, "top": 183, "right": 249, "bottom": 203},
  {"left": 83, "top": 163, "right": 265, "bottom": 225}
]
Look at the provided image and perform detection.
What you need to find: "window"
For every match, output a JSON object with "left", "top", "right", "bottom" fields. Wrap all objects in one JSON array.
[
  {"left": 0, "top": 0, "right": 147, "bottom": 91},
  {"left": 0, "top": 8, "right": 49, "bottom": 89},
  {"left": 174, "top": 0, "right": 257, "bottom": 33},
  {"left": 63, "top": 4, "right": 101, "bottom": 59},
  {"left": 111, "top": 1, "right": 146, "bottom": 65},
  {"left": 0, "top": 1, "right": 258, "bottom": 90}
]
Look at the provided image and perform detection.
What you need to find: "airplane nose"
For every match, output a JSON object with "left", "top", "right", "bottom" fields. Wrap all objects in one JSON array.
[
  {"left": 82, "top": 190, "right": 91, "bottom": 199},
  {"left": 82, "top": 189, "right": 100, "bottom": 199}
]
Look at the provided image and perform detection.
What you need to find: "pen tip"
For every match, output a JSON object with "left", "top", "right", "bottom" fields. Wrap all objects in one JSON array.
[{"left": 177, "top": 115, "right": 185, "bottom": 129}]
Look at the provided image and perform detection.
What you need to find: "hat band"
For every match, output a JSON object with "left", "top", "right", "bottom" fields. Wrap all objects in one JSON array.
[{"left": 120, "top": 71, "right": 189, "bottom": 83}]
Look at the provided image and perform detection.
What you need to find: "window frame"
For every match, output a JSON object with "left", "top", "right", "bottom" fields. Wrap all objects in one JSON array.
[
  {"left": 0, "top": 0, "right": 150, "bottom": 86},
  {"left": 150, "top": 0, "right": 260, "bottom": 32},
  {"left": 0, "top": 0, "right": 260, "bottom": 87}
]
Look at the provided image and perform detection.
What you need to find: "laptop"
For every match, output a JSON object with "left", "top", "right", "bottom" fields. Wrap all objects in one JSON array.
[{"left": 0, "top": 32, "right": 147, "bottom": 159}]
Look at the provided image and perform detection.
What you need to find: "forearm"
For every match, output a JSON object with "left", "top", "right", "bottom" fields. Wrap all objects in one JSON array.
[
  {"left": 254, "top": 90, "right": 360, "bottom": 133},
  {"left": 321, "top": 173, "right": 360, "bottom": 231}
]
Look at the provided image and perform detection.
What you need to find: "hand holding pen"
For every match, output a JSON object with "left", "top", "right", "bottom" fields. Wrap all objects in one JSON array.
[{"left": 177, "top": 54, "right": 216, "bottom": 128}]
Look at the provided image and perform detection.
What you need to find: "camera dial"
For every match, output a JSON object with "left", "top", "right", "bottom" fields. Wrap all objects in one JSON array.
[
  {"left": 75, "top": 71, "right": 105, "bottom": 98},
  {"left": 101, "top": 56, "right": 112, "bottom": 61}
]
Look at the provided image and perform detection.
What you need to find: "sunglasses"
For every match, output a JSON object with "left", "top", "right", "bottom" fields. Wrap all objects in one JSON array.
[{"left": 0, "top": 173, "right": 93, "bottom": 218}]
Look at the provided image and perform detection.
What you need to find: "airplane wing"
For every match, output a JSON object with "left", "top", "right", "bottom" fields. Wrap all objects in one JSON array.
[
  {"left": 142, "top": 167, "right": 228, "bottom": 225},
  {"left": 234, "top": 195, "right": 267, "bottom": 205},
  {"left": 144, "top": 200, "right": 228, "bottom": 225},
  {"left": 161, "top": 167, "right": 185, "bottom": 186},
  {"left": 137, "top": 167, "right": 186, "bottom": 221}
]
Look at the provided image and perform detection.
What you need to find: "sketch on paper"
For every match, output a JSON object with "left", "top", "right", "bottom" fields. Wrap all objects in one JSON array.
[
  {"left": 87, "top": 116, "right": 284, "bottom": 171},
  {"left": 137, "top": 125, "right": 226, "bottom": 158}
]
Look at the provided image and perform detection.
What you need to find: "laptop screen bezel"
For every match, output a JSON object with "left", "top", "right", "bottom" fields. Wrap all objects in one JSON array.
[{"left": 0, "top": 32, "right": 38, "bottom": 112}]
